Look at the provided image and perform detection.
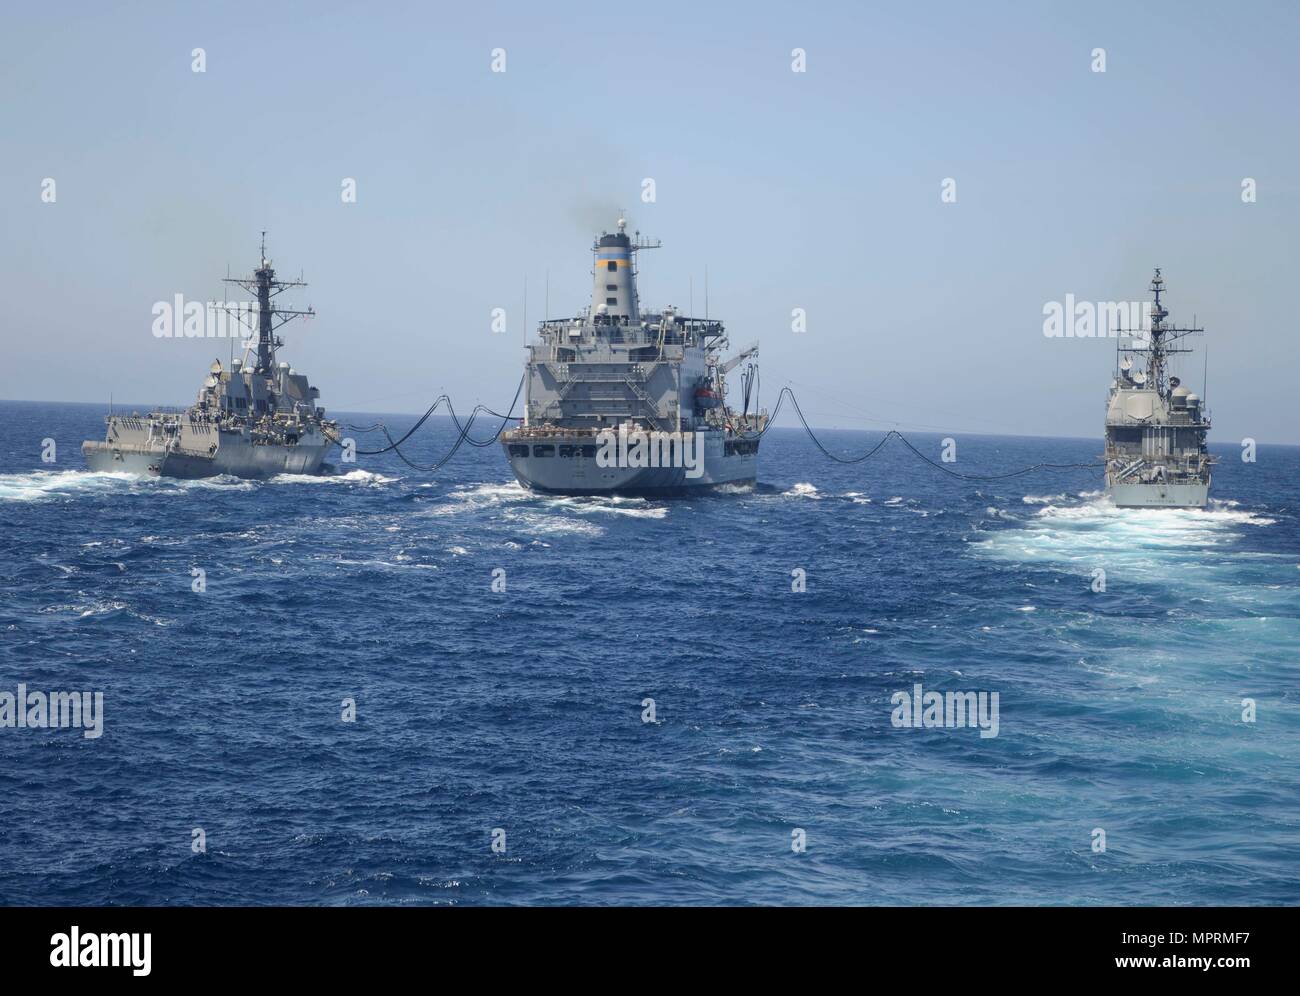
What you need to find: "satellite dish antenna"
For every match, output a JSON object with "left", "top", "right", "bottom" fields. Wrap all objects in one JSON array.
[
  {"left": 1132, "top": 371, "right": 1147, "bottom": 386},
  {"left": 1120, "top": 358, "right": 1132, "bottom": 374}
]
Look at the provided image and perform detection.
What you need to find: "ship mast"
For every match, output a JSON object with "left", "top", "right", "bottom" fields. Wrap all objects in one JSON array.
[
  {"left": 1122, "top": 268, "right": 1202, "bottom": 399},
  {"left": 223, "top": 232, "right": 315, "bottom": 375},
  {"left": 1147, "top": 269, "right": 1171, "bottom": 394}
]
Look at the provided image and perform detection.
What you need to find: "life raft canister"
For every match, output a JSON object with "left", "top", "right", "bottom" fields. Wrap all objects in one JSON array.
[{"left": 694, "top": 386, "right": 722, "bottom": 409}]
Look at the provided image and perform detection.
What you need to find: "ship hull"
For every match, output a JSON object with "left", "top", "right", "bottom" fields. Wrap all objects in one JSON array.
[
  {"left": 1106, "top": 481, "right": 1210, "bottom": 508},
  {"left": 83, "top": 423, "right": 332, "bottom": 480},
  {"left": 503, "top": 431, "right": 757, "bottom": 496}
]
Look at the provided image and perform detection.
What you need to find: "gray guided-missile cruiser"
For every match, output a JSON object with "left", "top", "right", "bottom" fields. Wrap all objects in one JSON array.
[
  {"left": 82, "top": 237, "right": 337, "bottom": 478},
  {"left": 501, "top": 218, "right": 767, "bottom": 495},
  {"left": 1104, "top": 269, "right": 1213, "bottom": 508}
]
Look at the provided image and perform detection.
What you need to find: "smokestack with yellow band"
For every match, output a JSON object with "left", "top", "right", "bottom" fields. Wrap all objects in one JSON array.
[{"left": 592, "top": 217, "right": 638, "bottom": 322}]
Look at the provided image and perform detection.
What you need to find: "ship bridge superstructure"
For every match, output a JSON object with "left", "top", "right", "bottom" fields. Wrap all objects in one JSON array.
[{"left": 519, "top": 217, "right": 760, "bottom": 436}]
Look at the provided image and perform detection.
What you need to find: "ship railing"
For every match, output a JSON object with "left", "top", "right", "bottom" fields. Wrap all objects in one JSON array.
[
  {"left": 540, "top": 328, "right": 693, "bottom": 347},
  {"left": 505, "top": 424, "right": 606, "bottom": 440},
  {"left": 507, "top": 420, "right": 691, "bottom": 440},
  {"left": 558, "top": 365, "right": 650, "bottom": 382}
]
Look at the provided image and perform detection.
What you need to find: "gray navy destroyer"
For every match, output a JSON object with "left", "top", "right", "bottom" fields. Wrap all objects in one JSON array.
[
  {"left": 502, "top": 218, "right": 767, "bottom": 495},
  {"left": 1103, "top": 269, "right": 1213, "bottom": 508},
  {"left": 83, "top": 238, "right": 337, "bottom": 479}
]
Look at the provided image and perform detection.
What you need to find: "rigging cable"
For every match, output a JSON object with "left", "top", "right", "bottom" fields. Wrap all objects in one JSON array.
[
  {"left": 344, "top": 395, "right": 449, "bottom": 453},
  {"left": 741, "top": 387, "right": 1099, "bottom": 476},
  {"left": 888, "top": 431, "right": 1100, "bottom": 480},
  {"left": 779, "top": 388, "right": 894, "bottom": 463},
  {"left": 444, "top": 376, "right": 526, "bottom": 447},
  {"left": 338, "top": 380, "right": 1100, "bottom": 479},
  {"left": 343, "top": 376, "right": 524, "bottom": 469}
]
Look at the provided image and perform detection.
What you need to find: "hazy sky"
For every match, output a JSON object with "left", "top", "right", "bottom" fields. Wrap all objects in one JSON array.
[{"left": 2, "top": 0, "right": 1296, "bottom": 442}]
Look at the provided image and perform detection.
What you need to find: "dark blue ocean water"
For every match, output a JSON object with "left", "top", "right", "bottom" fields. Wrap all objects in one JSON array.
[{"left": 1, "top": 399, "right": 1297, "bottom": 906}]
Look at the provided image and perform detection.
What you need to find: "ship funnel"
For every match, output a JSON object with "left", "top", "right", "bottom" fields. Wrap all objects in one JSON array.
[{"left": 592, "top": 218, "right": 639, "bottom": 322}]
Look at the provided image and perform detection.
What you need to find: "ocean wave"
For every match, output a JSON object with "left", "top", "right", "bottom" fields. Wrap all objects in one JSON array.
[
  {"left": 971, "top": 495, "right": 1283, "bottom": 587},
  {"left": 39, "top": 599, "right": 172, "bottom": 626},
  {"left": 1035, "top": 498, "right": 1275, "bottom": 530},
  {"left": 784, "top": 482, "right": 821, "bottom": 498},
  {"left": 0, "top": 469, "right": 137, "bottom": 502},
  {"left": 269, "top": 469, "right": 397, "bottom": 486},
  {"left": 0, "top": 468, "right": 317, "bottom": 501},
  {"left": 425, "top": 481, "right": 666, "bottom": 524},
  {"left": 155, "top": 475, "right": 255, "bottom": 492},
  {"left": 500, "top": 509, "right": 606, "bottom": 538},
  {"left": 327, "top": 557, "right": 439, "bottom": 571},
  {"left": 425, "top": 481, "right": 531, "bottom": 516},
  {"left": 555, "top": 496, "right": 668, "bottom": 519},
  {"left": 433, "top": 483, "right": 668, "bottom": 520}
]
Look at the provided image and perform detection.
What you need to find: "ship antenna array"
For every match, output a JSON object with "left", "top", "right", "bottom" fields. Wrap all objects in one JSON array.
[
  {"left": 220, "top": 233, "right": 316, "bottom": 374},
  {"left": 1113, "top": 267, "right": 1205, "bottom": 398}
]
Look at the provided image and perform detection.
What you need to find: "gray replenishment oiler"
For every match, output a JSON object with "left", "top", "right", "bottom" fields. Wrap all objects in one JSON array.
[
  {"left": 501, "top": 218, "right": 768, "bottom": 495},
  {"left": 1104, "top": 268, "right": 1213, "bottom": 508},
  {"left": 83, "top": 237, "right": 337, "bottom": 478}
]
